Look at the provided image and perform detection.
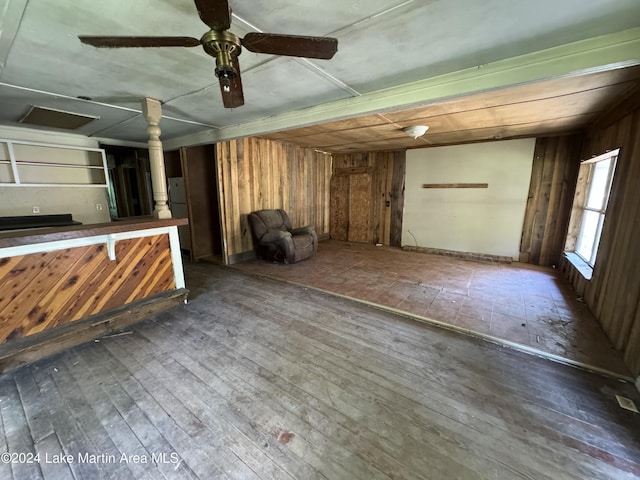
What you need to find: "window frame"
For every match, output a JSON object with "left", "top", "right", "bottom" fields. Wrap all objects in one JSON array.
[{"left": 567, "top": 148, "right": 619, "bottom": 270}]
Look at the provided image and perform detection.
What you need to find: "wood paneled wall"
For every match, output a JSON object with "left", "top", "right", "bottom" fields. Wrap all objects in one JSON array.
[
  {"left": 519, "top": 135, "right": 582, "bottom": 266},
  {"left": 0, "top": 234, "right": 174, "bottom": 343},
  {"left": 216, "top": 137, "right": 332, "bottom": 262},
  {"left": 180, "top": 144, "right": 222, "bottom": 260},
  {"left": 561, "top": 107, "right": 640, "bottom": 377},
  {"left": 331, "top": 151, "right": 406, "bottom": 246}
]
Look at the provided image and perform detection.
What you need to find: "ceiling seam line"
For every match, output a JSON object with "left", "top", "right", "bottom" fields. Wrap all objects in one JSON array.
[
  {"left": 87, "top": 114, "right": 142, "bottom": 138},
  {"left": 0, "top": 82, "right": 142, "bottom": 113},
  {"left": 324, "top": 0, "right": 419, "bottom": 37},
  {"left": 297, "top": 59, "right": 361, "bottom": 96},
  {"left": 229, "top": 12, "right": 360, "bottom": 96},
  {"left": 0, "top": 82, "right": 218, "bottom": 127},
  {"left": 0, "top": 0, "right": 30, "bottom": 79}
]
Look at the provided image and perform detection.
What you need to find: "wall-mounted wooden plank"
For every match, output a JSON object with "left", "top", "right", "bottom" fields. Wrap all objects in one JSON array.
[{"left": 422, "top": 183, "right": 488, "bottom": 189}]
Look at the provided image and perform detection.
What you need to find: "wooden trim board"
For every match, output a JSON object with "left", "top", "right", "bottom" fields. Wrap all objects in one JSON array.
[
  {"left": 0, "top": 288, "right": 188, "bottom": 373},
  {"left": 422, "top": 183, "right": 488, "bottom": 189}
]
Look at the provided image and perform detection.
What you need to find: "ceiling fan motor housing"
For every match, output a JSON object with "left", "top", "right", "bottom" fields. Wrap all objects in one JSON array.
[{"left": 201, "top": 30, "right": 241, "bottom": 78}]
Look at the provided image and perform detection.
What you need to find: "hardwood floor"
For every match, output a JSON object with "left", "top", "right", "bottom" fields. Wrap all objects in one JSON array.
[
  {"left": 231, "top": 240, "right": 631, "bottom": 378},
  {"left": 1, "top": 263, "right": 639, "bottom": 479}
]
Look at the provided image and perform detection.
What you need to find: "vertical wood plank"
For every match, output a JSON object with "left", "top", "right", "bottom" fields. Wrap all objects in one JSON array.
[
  {"left": 561, "top": 107, "right": 640, "bottom": 377},
  {"left": 216, "top": 137, "right": 332, "bottom": 257},
  {"left": 519, "top": 135, "right": 581, "bottom": 266},
  {"left": 382, "top": 155, "right": 394, "bottom": 245}
]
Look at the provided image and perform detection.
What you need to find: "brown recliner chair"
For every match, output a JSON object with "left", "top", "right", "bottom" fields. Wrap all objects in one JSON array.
[{"left": 247, "top": 209, "right": 317, "bottom": 264}]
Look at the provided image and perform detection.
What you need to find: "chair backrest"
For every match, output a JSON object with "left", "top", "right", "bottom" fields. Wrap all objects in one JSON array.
[{"left": 248, "top": 209, "right": 292, "bottom": 241}]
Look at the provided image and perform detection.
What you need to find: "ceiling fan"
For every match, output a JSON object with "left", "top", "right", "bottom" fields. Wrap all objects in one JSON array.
[{"left": 78, "top": 0, "right": 338, "bottom": 108}]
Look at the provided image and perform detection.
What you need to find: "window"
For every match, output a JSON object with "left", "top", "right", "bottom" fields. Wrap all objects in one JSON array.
[{"left": 567, "top": 149, "right": 618, "bottom": 269}]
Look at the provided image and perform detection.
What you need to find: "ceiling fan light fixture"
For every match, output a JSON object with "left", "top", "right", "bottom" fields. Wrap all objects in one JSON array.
[
  {"left": 403, "top": 125, "right": 429, "bottom": 139},
  {"left": 218, "top": 71, "right": 233, "bottom": 92},
  {"left": 78, "top": 0, "right": 338, "bottom": 109}
]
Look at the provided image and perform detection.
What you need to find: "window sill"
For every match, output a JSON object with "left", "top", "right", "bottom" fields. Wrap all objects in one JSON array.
[{"left": 564, "top": 252, "right": 593, "bottom": 280}]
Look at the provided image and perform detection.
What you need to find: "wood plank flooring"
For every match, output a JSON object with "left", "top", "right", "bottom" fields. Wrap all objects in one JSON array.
[
  {"left": 1, "top": 262, "right": 639, "bottom": 479},
  {"left": 230, "top": 240, "right": 631, "bottom": 377}
]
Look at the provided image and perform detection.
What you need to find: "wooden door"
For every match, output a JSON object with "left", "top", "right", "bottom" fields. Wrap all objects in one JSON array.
[
  {"left": 330, "top": 151, "right": 406, "bottom": 247},
  {"left": 330, "top": 172, "right": 372, "bottom": 243},
  {"left": 330, "top": 175, "right": 349, "bottom": 241},
  {"left": 348, "top": 173, "right": 371, "bottom": 243}
]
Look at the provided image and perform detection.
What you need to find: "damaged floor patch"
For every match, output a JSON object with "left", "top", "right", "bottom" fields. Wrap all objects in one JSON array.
[{"left": 275, "top": 429, "right": 295, "bottom": 444}]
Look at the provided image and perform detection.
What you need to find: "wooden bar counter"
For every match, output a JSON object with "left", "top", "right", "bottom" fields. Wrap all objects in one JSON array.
[{"left": 0, "top": 217, "right": 189, "bottom": 372}]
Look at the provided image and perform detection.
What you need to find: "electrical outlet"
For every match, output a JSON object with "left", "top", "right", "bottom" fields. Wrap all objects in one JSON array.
[
  {"left": 96, "top": 203, "right": 103, "bottom": 211},
  {"left": 32, "top": 206, "right": 40, "bottom": 214}
]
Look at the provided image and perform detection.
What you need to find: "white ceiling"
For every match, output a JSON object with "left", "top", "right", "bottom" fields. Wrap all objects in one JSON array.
[{"left": 1, "top": 0, "right": 640, "bottom": 147}]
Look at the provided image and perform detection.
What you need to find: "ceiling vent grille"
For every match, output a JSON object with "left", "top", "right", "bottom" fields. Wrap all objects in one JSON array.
[{"left": 19, "top": 106, "right": 99, "bottom": 130}]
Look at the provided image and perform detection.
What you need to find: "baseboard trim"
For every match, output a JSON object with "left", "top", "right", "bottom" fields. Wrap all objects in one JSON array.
[
  {"left": 228, "top": 250, "right": 258, "bottom": 265},
  {"left": 0, "top": 288, "right": 189, "bottom": 373},
  {"left": 402, "top": 245, "right": 513, "bottom": 264}
]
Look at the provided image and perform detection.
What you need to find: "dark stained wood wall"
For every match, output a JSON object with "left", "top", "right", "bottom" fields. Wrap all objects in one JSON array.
[
  {"left": 331, "top": 151, "right": 406, "bottom": 246},
  {"left": 519, "top": 135, "right": 582, "bottom": 266},
  {"left": 216, "top": 137, "right": 332, "bottom": 262},
  {"left": 560, "top": 106, "right": 640, "bottom": 377},
  {"left": 0, "top": 234, "right": 175, "bottom": 343},
  {"left": 180, "top": 144, "right": 222, "bottom": 261}
]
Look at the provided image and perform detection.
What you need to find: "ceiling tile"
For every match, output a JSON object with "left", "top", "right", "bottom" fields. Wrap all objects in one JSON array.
[{"left": 321, "top": 0, "right": 640, "bottom": 92}]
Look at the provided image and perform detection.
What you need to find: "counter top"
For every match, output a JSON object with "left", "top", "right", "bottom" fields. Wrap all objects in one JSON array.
[{"left": 0, "top": 217, "right": 188, "bottom": 248}]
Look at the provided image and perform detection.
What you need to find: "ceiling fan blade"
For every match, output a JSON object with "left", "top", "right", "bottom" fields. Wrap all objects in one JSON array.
[
  {"left": 79, "top": 36, "right": 201, "bottom": 48},
  {"left": 219, "top": 56, "right": 245, "bottom": 108},
  {"left": 194, "top": 0, "right": 231, "bottom": 30},
  {"left": 241, "top": 32, "right": 338, "bottom": 59}
]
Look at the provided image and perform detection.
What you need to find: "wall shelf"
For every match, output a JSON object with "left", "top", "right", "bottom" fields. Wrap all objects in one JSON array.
[{"left": 0, "top": 138, "right": 108, "bottom": 187}]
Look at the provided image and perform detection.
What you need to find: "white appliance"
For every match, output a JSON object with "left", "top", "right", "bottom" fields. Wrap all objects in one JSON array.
[{"left": 168, "top": 177, "right": 191, "bottom": 252}]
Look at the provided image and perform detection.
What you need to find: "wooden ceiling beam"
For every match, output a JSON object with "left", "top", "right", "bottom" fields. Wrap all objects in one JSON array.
[
  {"left": 587, "top": 81, "right": 640, "bottom": 135},
  {"left": 165, "top": 28, "right": 640, "bottom": 150}
]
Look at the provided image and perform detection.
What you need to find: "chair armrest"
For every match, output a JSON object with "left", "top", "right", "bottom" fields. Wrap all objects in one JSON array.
[
  {"left": 291, "top": 225, "right": 315, "bottom": 236},
  {"left": 261, "top": 230, "right": 292, "bottom": 243}
]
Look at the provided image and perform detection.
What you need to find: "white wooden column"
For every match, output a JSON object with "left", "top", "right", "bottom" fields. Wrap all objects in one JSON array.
[{"left": 142, "top": 97, "right": 171, "bottom": 219}]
